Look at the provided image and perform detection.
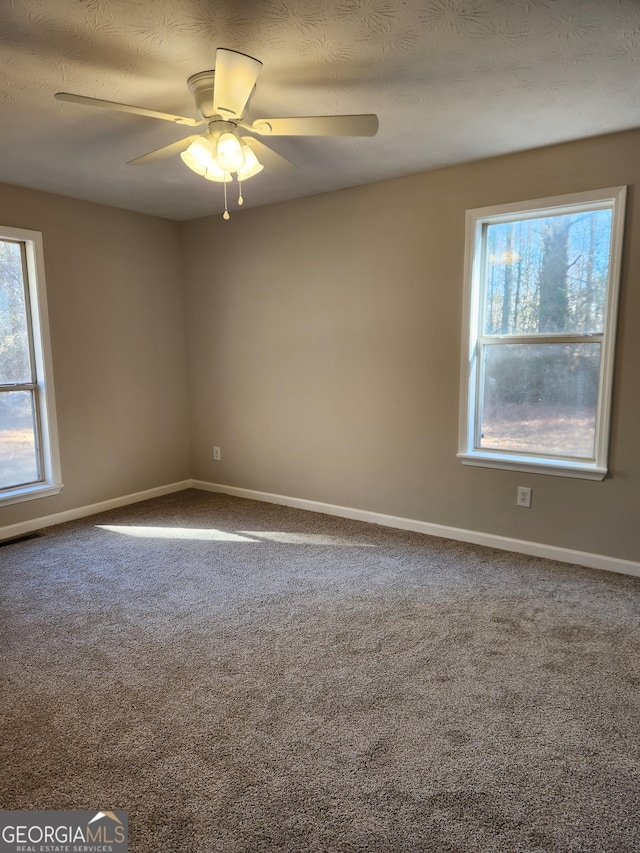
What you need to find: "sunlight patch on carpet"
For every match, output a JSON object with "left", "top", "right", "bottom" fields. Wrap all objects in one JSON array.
[
  {"left": 97, "top": 525, "right": 375, "bottom": 546},
  {"left": 97, "top": 525, "right": 257, "bottom": 541}
]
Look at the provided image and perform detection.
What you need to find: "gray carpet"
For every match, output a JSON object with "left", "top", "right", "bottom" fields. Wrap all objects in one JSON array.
[{"left": 1, "top": 489, "right": 639, "bottom": 852}]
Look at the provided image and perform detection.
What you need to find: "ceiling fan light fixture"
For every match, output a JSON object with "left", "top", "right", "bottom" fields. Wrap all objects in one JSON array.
[
  {"left": 237, "top": 145, "right": 263, "bottom": 180},
  {"left": 216, "top": 130, "right": 245, "bottom": 171},
  {"left": 58, "top": 49, "right": 378, "bottom": 221},
  {"left": 180, "top": 136, "right": 216, "bottom": 175}
]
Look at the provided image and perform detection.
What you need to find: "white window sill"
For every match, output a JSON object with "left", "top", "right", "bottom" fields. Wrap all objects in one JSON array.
[
  {"left": 0, "top": 482, "right": 63, "bottom": 508},
  {"left": 457, "top": 452, "right": 607, "bottom": 481}
]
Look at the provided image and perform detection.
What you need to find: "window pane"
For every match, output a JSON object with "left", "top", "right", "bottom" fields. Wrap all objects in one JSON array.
[
  {"left": 0, "top": 390, "right": 40, "bottom": 489},
  {"left": 479, "top": 343, "right": 600, "bottom": 458},
  {"left": 0, "top": 240, "right": 32, "bottom": 384},
  {"left": 483, "top": 209, "right": 612, "bottom": 336}
]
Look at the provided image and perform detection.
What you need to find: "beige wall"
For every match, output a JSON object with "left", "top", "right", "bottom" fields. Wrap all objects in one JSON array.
[
  {"left": 0, "top": 184, "right": 191, "bottom": 528},
  {"left": 181, "top": 129, "right": 640, "bottom": 562}
]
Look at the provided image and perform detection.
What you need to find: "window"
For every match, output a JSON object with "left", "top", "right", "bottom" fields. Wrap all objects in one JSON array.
[
  {"left": 458, "top": 187, "right": 626, "bottom": 480},
  {"left": 0, "top": 226, "right": 62, "bottom": 505}
]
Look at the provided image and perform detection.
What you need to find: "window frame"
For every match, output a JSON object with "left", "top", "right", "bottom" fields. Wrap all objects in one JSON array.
[
  {"left": 458, "top": 186, "right": 626, "bottom": 481},
  {"left": 1, "top": 225, "right": 62, "bottom": 506}
]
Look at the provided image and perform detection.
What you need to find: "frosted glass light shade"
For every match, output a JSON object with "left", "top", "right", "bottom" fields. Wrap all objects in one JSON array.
[
  {"left": 217, "top": 131, "right": 245, "bottom": 171},
  {"left": 237, "top": 146, "right": 263, "bottom": 180},
  {"left": 204, "top": 160, "right": 232, "bottom": 183},
  {"left": 181, "top": 137, "right": 216, "bottom": 175}
]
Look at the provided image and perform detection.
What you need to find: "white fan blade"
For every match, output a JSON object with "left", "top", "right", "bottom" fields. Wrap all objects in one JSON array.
[
  {"left": 55, "top": 92, "right": 205, "bottom": 127},
  {"left": 250, "top": 114, "right": 379, "bottom": 137},
  {"left": 213, "top": 48, "right": 262, "bottom": 119},
  {"left": 240, "top": 137, "right": 297, "bottom": 174},
  {"left": 128, "top": 135, "right": 200, "bottom": 165}
]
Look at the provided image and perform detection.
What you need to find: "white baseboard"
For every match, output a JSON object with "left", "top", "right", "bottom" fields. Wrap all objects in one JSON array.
[
  {"left": 192, "top": 480, "right": 640, "bottom": 579},
  {"left": 3, "top": 477, "right": 638, "bottom": 580},
  {"left": 0, "top": 480, "right": 192, "bottom": 543}
]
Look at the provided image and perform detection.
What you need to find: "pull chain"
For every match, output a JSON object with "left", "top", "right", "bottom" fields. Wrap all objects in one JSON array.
[
  {"left": 222, "top": 177, "right": 230, "bottom": 220},
  {"left": 238, "top": 176, "right": 244, "bottom": 206}
]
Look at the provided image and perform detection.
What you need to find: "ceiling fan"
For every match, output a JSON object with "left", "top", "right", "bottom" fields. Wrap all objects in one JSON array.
[{"left": 55, "top": 48, "right": 379, "bottom": 218}]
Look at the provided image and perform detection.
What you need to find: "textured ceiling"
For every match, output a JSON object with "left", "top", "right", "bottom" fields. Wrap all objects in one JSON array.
[{"left": 1, "top": 0, "right": 640, "bottom": 221}]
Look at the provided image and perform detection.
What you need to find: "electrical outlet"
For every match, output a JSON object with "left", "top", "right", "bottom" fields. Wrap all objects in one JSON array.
[
  {"left": 213, "top": 446, "right": 221, "bottom": 461},
  {"left": 517, "top": 486, "right": 532, "bottom": 508}
]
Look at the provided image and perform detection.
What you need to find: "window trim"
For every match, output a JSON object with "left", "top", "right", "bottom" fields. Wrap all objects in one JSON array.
[
  {"left": 1, "top": 225, "right": 62, "bottom": 506},
  {"left": 458, "top": 186, "right": 627, "bottom": 481}
]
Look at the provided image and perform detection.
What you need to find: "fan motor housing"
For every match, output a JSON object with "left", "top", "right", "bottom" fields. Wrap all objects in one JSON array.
[{"left": 187, "top": 71, "right": 217, "bottom": 119}]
